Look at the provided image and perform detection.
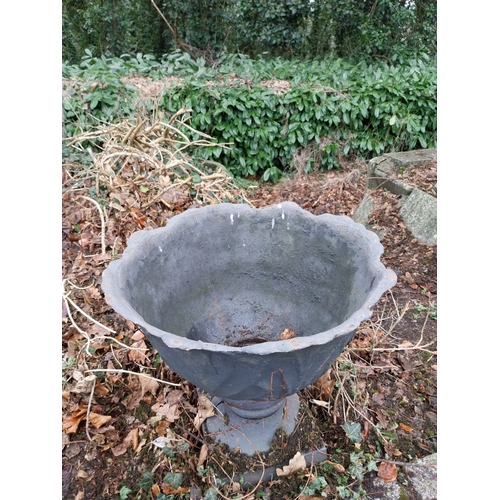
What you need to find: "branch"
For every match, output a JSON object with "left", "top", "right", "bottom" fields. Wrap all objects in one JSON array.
[
  {"left": 149, "top": 0, "right": 198, "bottom": 59},
  {"left": 79, "top": 195, "right": 107, "bottom": 255},
  {"left": 86, "top": 368, "right": 181, "bottom": 387}
]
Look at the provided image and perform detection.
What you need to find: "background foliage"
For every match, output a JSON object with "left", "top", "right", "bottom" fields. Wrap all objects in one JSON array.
[
  {"left": 62, "top": 0, "right": 436, "bottom": 64},
  {"left": 63, "top": 51, "right": 436, "bottom": 180},
  {"left": 62, "top": 0, "right": 437, "bottom": 180}
]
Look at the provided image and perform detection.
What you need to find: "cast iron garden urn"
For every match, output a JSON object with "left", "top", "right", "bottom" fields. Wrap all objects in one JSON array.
[{"left": 102, "top": 202, "right": 396, "bottom": 455}]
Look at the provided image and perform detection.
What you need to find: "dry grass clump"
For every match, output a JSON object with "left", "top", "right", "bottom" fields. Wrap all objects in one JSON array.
[{"left": 63, "top": 107, "right": 252, "bottom": 208}]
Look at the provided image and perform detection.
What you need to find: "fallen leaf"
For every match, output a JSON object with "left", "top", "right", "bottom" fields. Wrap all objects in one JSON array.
[
  {"left": 194, "top": 395, "right": 215, "bottom": 431},
  {"left": 151, "top": 429, "right": 181, "bottom": 449},
  {"left": 152, "top": 484, "right": 161, "bottom": 496},
  {"left": 156, "top": 420, "right": 170, "bottom": 436},
  {"left": 125, "top": 389, "right": 143, "bottom": 411},
  {"left": 111, "top": 428, "right": 139, "bottom": 457},
  {"left": 140, "top": 376, "right": 159, "bottom": 398},
  {"left": 311, "top": 399, "right": 330, "bottom": 409},
  {"left": 276, "top": 451, "right": 307, "bottom": 476},
  {"left": 72, "top": 370, "right": 85, "bottom": 382},
  {"left": 166, "top": 390, "right": 184, "bottom": 405},
  {"left": 384, "top": 442, "right": 403, "bottom": 457},
  {"left": 314, "top": 370, "right": 334, "bottom": 399},
  {"left": 332, "top": 463, "right": 345, "bottom": 473},
  {"left": 132, "top": 427, "right": 139, "bottom": 450},
  {"left": 398, "top": 340, "right": 414, "bottom": 348},
  {"left": 151, "top": 402, "right": 179, "bottom": 422},
  {"left": 131, "top": 330, "right": 145, "bottom": 341},
  {"left": 71, "top": 374, "right": 96, "bottom": 394},
  {"left": 94, "top": 380, "right": 110, "bottom": 397},
  {"left": 360, "top": 420, "right": 371, "bottom": 441},
  {"left": 399, "top": 423, "right": 413, "bottom": 432},
  {"left": 135, "top": 438, "right": 147, "bottom": 455},
  {"left": 198, "top": 443, "right": 209, "bottom": 466},
  {"left": 106, "top": 360, "right": 121, "bottom": 384},
  {"left": 161, "top": 485, "right": 189, "bottom": 495},
  {"left": 130, "top": 207, "right": 146, "bottom": 228},
  {"left": 404, "top": 272, "right": 414, "bottom": 284},
  {"left": 377, "top": 461, "right": 397, "bottom": 482},
  {"left": 62, "top": 405, "right": 87, "bottom": 434},
  {"left": 371, "top": 392, "right": 385, "bottom": 406},
  {"left": 88, "top": 323, "right": 111, "bottom": 338},
  {"left": 88, "top": 412, "right": 112, "bottom": 429},
  {"left": 375, "top": 410, "right": 389, "bottom": 429},
  {"left": 128, "top": 339, "right": 148, "bottom": 363}
]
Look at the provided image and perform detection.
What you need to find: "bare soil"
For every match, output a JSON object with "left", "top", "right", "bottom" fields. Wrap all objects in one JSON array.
[{"left": 62, "top": 155, "right": 437, "bottom": 499}]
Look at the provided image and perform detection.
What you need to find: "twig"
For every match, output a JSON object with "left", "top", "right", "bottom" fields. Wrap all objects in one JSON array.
[
  {"left": 375, "top": 458, "right": 436, "bottom": 468},
  {"left": 339, "top": 379, "right": 388, "bottom": 444},
  {"left": 85, "top": 376, "right": 97, "bottom": 441},
  {"left": 63, "top": 280, "right": 148, "bottom": 353},
  {"left": 62, "top": 288, "right": 94, "bottom": 355},
  {"left": 85, "top": 368, "right": 181, "bottom": 387},
  {"left": 79, "top": 195, "right": 106, "bottom": 255},
  {"left": 332, "top": 366, "right": 349, "bottom": 425},
  {"left": 350, "top": 308, "right": 436, "bottom": 356},
  {"left": 63, "top": 293, "right": 115, "bottom": 334}
]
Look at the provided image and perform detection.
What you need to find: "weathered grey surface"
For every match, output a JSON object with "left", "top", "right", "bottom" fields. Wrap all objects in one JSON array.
[
  {"left": 356, "top": 149, "right": 437, "bottom": 246},
  {"left": 352, "top": 194, "right": 373, "bottom": 226},
  {"left": 102, "top": 202, "right": 397, "bottom": 455},
  {"left": 352, "top": 194, "right": 386, "bottom": 240},
  {"left": 383, "top": 149, "right": 437, "bottom": 167},
  {"left": 362, "top": 454, "right": 437, "bottom": 500},
  {"left": 405, "top": 453, "right": 438, "bottom": 500},
  {"left": 399, "top": 188, "right": 437, "bottom": 245},
  {"left": 368, "top": 148, "right": 437, "bottom": 191}
]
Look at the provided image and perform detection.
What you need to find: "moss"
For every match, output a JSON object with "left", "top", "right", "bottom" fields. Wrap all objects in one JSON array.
[{"left": 399, "top": 486, "right": 409, "bottom": 500}]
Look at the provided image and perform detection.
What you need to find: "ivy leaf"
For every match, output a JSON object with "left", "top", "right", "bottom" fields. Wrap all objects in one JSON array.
[
  {"left": 163, "top": 472, "right": 183, "bottom": 489},
  {"left": 344, "top": 421, "right": 362, "bottom": 443},
  {"left": 119, "top": 486, "right": 131, "bottom": 500},
  {"left": 204, "top": 487, "right": 218, "bottom": 500},
  {"left": 139, "top": 472, "right": 155, "bottom": 491},
  {"left": 348, "top": 461, "right": 365, "bottom": 481}
]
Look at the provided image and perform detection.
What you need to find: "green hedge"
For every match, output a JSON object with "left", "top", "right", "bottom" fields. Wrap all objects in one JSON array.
[
  {"left": 63, "top": 52, "right": 437, "bottom": 181},
  {"left": 162, "top": 57, "right": 436, "bottom": 180}
]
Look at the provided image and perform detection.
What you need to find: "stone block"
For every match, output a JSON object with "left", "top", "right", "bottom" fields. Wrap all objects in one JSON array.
[{"left": 399, "top": 188, "right": 437, "bottom": 245}]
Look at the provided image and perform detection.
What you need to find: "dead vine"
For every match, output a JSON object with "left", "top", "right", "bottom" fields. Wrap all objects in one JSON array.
[{"left": 63, "top": 107, "right": 253, "bottom": 211}]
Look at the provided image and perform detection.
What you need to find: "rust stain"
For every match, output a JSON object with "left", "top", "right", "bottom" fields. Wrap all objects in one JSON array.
[{"left": 280, "top": 328, "right": 295, "bottom": 340}]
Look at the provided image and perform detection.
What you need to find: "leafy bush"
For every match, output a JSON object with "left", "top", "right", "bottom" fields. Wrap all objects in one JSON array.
[
  {"left": 63, "top": 51, "right": 436, "bottom": 180},
  {"left": 161, "top": 55, "right": 436, "bottom": 178},
  {"left": 163, "top": 81, "right": 343, "bottom": 180},
  {"left": 63, "top": 0, "right": 436, "bottom": 63}
]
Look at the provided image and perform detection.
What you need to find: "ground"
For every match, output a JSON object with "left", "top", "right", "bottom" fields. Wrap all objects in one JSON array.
[{"left": 62, "top": 126, "right": 437, "bottom": 499}]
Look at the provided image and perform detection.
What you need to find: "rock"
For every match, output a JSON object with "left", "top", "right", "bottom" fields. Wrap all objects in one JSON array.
[
  {"left": 352, "top": 194, "right": 386, "bottom": 240},
  {"left": 399, "top": 189, "right": 437, "bottom": 245},
  {"left": 404, "top": 453, "right": 437, "bottom": 500},
  {"left": 368, "top": 149, "right": 437, "bottom": 188},
  {"left": 357, "top": 149, "right": 437, "bottom": 246},
  {"left": 361, "top": 454, "right": 437, "bottom": 500}
]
